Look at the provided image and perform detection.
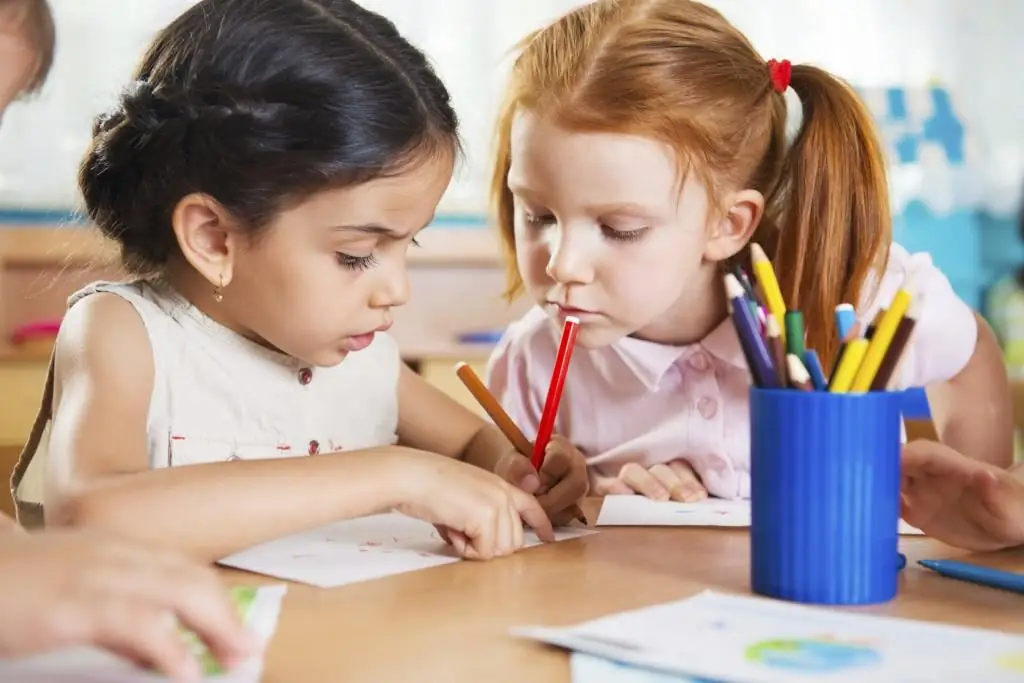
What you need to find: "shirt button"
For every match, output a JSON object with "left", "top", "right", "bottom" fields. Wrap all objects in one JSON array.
[
  {"left": 688, "top": 352, "right": 710, "bottom": 372},
  {"left": 697, "top": 396, "right": 718, "bottom": 419},
  {"left": 298, "top": 368, "right": 313, "bottom": 385},
  {"left": 308, "top": 439, "right": 320, "bottom": 455}
]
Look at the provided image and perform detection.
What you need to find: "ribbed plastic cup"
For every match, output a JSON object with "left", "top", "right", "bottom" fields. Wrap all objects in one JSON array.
[{"left": 749, "top": 387, "right": 903, "bottom": 605}]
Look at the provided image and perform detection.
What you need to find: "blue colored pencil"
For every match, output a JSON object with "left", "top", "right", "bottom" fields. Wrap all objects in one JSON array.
[
  {"left": 802, "top": 350, "right": 828, "bottom": 391},
  {"left": 725, "top": 274, "right": 779, "bottom": 389},
  {"left": 835, "top": 303, "right": 856, "bottom": 340},
  {"left": 918, "top": 559, "right": 1024, "bottom": 595}
]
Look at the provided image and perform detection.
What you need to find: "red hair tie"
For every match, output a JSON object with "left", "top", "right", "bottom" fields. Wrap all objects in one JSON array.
[{"left": 767, "top": 58, "right": 792, "bottom": 93}]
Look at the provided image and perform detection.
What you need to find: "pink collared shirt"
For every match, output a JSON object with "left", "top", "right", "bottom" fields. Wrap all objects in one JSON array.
[{"left": 485, "top": 243, "right": 977, "bottom": 499}]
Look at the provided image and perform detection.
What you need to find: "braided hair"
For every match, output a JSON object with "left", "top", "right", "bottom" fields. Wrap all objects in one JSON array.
[{"left": 79, "top": 0, "right": 460, "bottom": 276}]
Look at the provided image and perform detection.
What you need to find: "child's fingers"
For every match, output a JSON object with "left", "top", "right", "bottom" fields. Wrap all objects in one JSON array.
[
  {"left": 647, "top": 464, "right": 684, "bottom": 500},
  {"left": 493, "top": 452, "right": 541, "bottom": 494},
  {"left": 536, "top": 437, "right": 589, "bottom": 513},
  {"left": 445, "top": 528, "right": 475, "bottom": 558},
  {"left": 508, "top": 486, "right": 556, "bottom": 542},
  {"left": 619, "top": 463, "right": 669, "bottom": 500},
  {"left": 149, "top": 564, "right": 255, "bottom": 669},
  {"left": 649, "top": 463, "right": 705, "bottom": 502},
  {"left": 93, "top": 602, "right": 200, "bottom": 681},
  {"left": 434, "top": 524, "right": 454, "bottom": 546},
  {"left": 901, "top": 440, "right": 979, "bottom": 481},
  {"left": 590, "top": 473, "right": 633, "bottom": 496},
  {"left": 973, "top": 469, "right": 1019, "bottom": 529},
  {"left": 538, "top": 436, "right": 573, "bottom": 484},
  {"left": 666, "top": 460, "right": 708, "bottom": 501}
]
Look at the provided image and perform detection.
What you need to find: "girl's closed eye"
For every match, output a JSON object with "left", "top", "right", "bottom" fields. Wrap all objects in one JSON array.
[
  {"left": 336, "top": 236, "right": 421, "bottom": 269},
  {"left": 601, "top": 224, "right": 649, "bottom": 243},
  {"left": 524, "top": 211, "right": 556, "bottom": 227},
  {"left": 336, "top": 252, "right": 378, "bottom": 270}
]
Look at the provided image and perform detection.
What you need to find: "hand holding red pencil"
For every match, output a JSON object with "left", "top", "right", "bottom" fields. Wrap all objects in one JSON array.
[{"left": 493, "top": 434, "right": 589, "bottom": 525}]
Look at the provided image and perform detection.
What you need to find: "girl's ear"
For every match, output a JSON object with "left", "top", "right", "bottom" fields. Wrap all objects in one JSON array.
[
  {"left": 704, "top": 189, "right": 764, "bottom": 262},
  {"left": 171, "top": 193, "right": 244, "bottom": 287}
]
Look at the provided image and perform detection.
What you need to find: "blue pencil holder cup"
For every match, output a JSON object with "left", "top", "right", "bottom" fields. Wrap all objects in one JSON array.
[{"left": 749, "top": 387, "right": 903, "bottom": 605}]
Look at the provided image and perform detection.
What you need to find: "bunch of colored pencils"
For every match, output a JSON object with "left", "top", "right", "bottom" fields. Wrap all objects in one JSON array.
[{"left": 728, "top": 244, "right": 919, "bottom": 393}]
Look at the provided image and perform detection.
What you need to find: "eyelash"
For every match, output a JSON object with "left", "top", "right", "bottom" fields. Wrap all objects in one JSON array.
[
  {"left": 336, "top": 253, "right": 378, "bottom": 270},
  {"left": 335, "top": 238, "right": 421, "bottom": 271},
  {"left": 524, "top": 213, "right": 648, "bottom": 243}
]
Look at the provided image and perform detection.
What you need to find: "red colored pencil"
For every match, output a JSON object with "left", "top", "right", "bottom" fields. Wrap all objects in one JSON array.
[{"left": 531, "top": 316, "right": 580, "bottom": 469}]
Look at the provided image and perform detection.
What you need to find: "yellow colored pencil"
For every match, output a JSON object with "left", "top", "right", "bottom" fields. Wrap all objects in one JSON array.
[
  {"left": 750, "top": 243, "right": 787, "bottom": 345},
  {"left": 850, "top": 276, "right": 916, "bottom": 392},
  {"left": 829, "top": 339, "right": 869, "bottom": 393}
]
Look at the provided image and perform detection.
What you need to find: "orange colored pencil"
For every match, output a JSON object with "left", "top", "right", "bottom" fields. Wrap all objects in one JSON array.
[{"left": 455, "top": 362, "right": 533, "bottom": 456}]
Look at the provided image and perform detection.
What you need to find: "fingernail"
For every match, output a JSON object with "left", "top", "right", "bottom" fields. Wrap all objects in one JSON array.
[
  {"left": 684, "top": 486, "right": 706, "bottom": 502},
  {"left": 520, "top": 474, "right": 541, "bottom": 493},
  {"left": 653, "top": 489, "right": 669, "bottom": 501}
]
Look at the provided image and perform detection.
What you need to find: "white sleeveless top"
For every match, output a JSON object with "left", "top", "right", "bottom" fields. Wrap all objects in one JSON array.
[{"left": 16, "top": 281, "right": 401, "bottom": 510}]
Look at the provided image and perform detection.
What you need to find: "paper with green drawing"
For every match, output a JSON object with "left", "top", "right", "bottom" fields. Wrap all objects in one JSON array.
[{"left": 0, "top": 584, "right": 286, "bottom": 681}]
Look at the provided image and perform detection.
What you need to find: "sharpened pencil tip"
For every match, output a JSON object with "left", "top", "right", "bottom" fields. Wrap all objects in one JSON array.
[
  {"left": 723, "top": 273, "right": 744, "bottom": 298},
  {"left": 750, "top": 242, "right": 769, "bottom": 263}
]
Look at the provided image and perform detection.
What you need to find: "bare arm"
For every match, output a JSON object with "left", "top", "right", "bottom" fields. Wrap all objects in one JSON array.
[
  {"left": 926, "top": 313, "right": 1014, "bottom": 468},
  {"left": 45, "top": 294, "right": 423, "bottom": 562},
  {"left": 395, "top": 363, "right": 510, "bottom": 472}
]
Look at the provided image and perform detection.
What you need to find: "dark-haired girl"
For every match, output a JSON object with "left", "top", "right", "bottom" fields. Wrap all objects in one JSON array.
[{"left": 13, "top": 0, "right": 588, "bottom": 563}]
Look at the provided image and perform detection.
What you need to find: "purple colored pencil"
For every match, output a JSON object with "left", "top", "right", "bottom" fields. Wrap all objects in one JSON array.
[{"left": 725, "top": 274, "right": 779, "bottom": 388}]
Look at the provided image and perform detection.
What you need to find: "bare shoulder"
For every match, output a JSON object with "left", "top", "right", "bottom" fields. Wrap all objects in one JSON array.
[
  {"left": 54, "top": 291, "right": 154, "bottom": 395},
  {"left": 49, "top": 292, "right": 155, "bottom": 484}
]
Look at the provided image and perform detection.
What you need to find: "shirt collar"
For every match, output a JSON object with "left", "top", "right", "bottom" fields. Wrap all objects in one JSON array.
[{"left": 607, "top": 318, "right": 749, "bottom": 391}]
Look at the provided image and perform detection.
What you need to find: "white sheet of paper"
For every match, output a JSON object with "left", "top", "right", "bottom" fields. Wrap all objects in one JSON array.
[
  {"left": 516, "top": 590, "right": 1024, "bottom": 683},
  {"left": 0, "top": 585, "right": 287, "bottom": 682},
  {"left": 596, "top": 496, "right": 924, "bottom": 535},
  {"left": 219, "top": 512, "right": 594, "bottom": 588}
]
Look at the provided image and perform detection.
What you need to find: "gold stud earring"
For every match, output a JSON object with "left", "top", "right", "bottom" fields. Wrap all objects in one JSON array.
[{"left": 213, "top": 275, "right": 224, "bottom": 302}]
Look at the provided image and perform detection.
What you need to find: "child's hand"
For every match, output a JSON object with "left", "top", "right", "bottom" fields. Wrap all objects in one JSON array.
[
  {"left": 902, "top": 439, "right": 1024, "bottom": 551},
  {"left": 492, "top": 435, "right": 589, "bottom": 523},
  {"left": 591, "top": 460, "right": 708, "bottom": 502},
  {"left": 395, "top": 453, "right": 555, "bottom": 559},
  {"left": 0, "top": 530, "right": 256, "bottom": 680}
]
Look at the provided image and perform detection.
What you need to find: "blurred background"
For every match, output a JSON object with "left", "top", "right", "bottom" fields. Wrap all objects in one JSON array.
[{"left": 0, "top": 0, "right": 1021, "bottom": 478}]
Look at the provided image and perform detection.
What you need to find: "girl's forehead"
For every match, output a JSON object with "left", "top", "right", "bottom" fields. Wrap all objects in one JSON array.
[{"left": 508, "top": 112, "right": 700, "bottom": 207}]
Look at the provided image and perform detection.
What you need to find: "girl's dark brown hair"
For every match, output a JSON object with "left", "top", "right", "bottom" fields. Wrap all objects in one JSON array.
[
  {"left": 1, "top": 0, "right": 54, "bottom": 93},
  {"left": 79, "top": 0, "right": 459, "bottom": 276},
  {"left": 490, "top": 0, "right": 891, "bottom": 368}
]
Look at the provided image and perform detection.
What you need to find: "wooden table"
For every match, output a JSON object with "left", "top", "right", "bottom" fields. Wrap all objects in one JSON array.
[{"left": 222, "top": 501, "right": 1024, "bottom": 682}]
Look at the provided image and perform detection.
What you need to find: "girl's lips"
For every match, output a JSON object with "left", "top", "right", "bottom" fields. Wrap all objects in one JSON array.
[
  {"left": 343, "top": 332, "right": 375, "bottom": 351},
  {"left": 342, "top": 321, "right": 392, "bottom": 352},
  {"left": 549, "top": 302, "right": 600, "bottom": 318}
]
